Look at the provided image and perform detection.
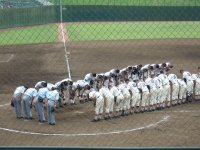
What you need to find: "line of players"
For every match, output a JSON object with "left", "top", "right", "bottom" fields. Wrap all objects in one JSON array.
[
  {"left": 66, "top": 63, "right": 200, "bottom": 122},
  {"left": 11, "top": 63, "right": 200, "bottom": 124}
]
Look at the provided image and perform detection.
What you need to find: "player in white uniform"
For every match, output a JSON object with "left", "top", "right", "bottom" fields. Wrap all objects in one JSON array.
[
  {"left": 54, "top": 80, "right": 69, "bottom": 107},
  {"left": 153, "top": 76, "right": 163, "bottom": 109},
  {"left": 127, "top": 80, "right": 141, "bottom": 113},
  {"left": 109, "top": 81, "right": 124, "bottom": 117},
  {"left": 89, "top": 91, "right": 104, "bottom": 122},
  {"left": 192, "top": 74, "right": 200, "bottom": 100},
  {"left": 145, "top": 76, "right": 157, "bottom": 111},
  {"left": 177, "top": 78, "right": 187, "bottom": 104},
  {"left": 168, "top": 73, "right": 179, "bottom": 105},
  {"left": 99, "top": 85, "right": 114, "bottom": 119},
  {"left": 158, "top": 71, "right": 170, "bottom": 108},
  {"left": 84, "top": 73, "right": 96, "bottom": 84},
  {"left": 137, "top": 78, "right": 149, "bottom": 112},
  {"left": 118, "top": 80, "right": 131, "bottom": 116}
]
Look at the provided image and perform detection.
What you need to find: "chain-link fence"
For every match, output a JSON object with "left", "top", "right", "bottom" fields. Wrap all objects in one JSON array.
[{"left": 0, "top": 0, "right": 200, "bottom": 147}]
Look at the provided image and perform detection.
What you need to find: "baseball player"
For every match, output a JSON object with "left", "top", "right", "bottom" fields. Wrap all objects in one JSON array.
[
  {"left": 36, "top": 82, "right": 49, "bottom": 123},
  {"left": 54, "top": 80, "right": 68, "bottom": 107},
  {"left": 130, "top": 65, "right": 140, "bottom": 82},
  {"left": 145, "top": 76, "right": 157, "bottom": 111},
  {"left": 158, "top": 71, "right": 170, "bottom": 108},
  {"left": 177, "top": 78, "right": 187, "bottom": 104},
  {"left": 12, "top": 86, "right": 28, "bottom": 119},
  {"left": 153, "top": 76, "right": 163, "bottom": 109},
  {"left": 180, "top": 70, "right": 194, "bottom": 102},
  {"left": 118, "top": 79, "right": 131, "bottom": 115},
  {"left": 168, "top": 73, "right": 179, "bottom": 106},
  {"left": 73, "top": 80, "right": 90, "bottom": 103},
  {"left": 127, "top": 80, "right": 140, "bottom": 113},
  {"left": 84, "top": 73, "right": 96, "bottom": 84},
  {"left": 89, "top": 90, "right": 104, "bottom": 122},
  {"left": 35, "top": 81, "right": 47, "bottom": 91},
  {"left": 47, "top": 88, "right": 59, "bottom": 125},
  {"left": 22, "top": 87, "right": 37, "bottom": 120},
  {"left": 138, "top": 78, "right": 150, "bottom": 112},
  {"left": 99, "top": 85, "right": 114, "bottom": 119},
  {"left": 109, "top": 81, "right": 124, "bottom": 117},
  {"left": 192, "top": 73, "right": 200, "bottom": 100}
]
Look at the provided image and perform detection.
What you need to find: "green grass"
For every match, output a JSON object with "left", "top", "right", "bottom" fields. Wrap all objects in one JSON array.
[
  {"left": 67, "top": 22, "right": 200, "bottom": 41},
  {"left": 0, "top": 25, "right": 58, "bottom": 45},
  {"left": 50, "top": 0, "right": 200, "bottom": 6},
  {"left": 1, "top": 22, "right": 200, "bottom": 45}
]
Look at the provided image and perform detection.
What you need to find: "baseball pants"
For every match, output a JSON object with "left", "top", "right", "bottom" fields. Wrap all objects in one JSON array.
[
  {"left": 95, "top": 96, "right": 104, "bottom": 115},
  {"left": 13, "top": 94, "right": 23, "bottom": 118},
  {"left": 105, "top": 94, "right": 114, "bottom": 113},
  {"left": 115, "top": 94, "right": 124, "bottom": 112},
  {"left": 131, "top": 92, "right": 141, "bottom": 107},
  {"left": 141, "top": 91, "right": 149, "bottom": 107},
  {"left": 123, "top": 92, "right": 131, "bottom": 110},
  {"left": 22, "top": 95, "right": 32, "bottom": 119},
  {"left": 48, "top": 100, "right": 56, "bottom": 124},
  {"left": 187, "top": 81, "right": 194, "bottom": 94},
  {"left": 171, "top": 83, "right": 179, "bottom": 100},
  {"left": 36, "top": 97, "right": 46, "bottom": 122},
  {"left": 194, "top": 79, "right": 200, "bottom": 99}
]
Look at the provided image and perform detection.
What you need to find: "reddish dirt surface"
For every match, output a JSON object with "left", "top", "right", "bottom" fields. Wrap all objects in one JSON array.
[{"left": 0, "top": 39, "right": 200, "bottom": 147}]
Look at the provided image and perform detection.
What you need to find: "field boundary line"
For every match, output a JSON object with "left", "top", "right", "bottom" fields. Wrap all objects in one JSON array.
[
  {"left": 0, "top": 54, "right": 14, "bottom": 63},
  {"left": 0, "top": 115, "right": 170, "bottom": 137}
]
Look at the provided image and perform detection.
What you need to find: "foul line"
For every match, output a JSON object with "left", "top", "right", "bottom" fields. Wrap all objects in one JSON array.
[
  {"left": 0, "top": 115, "right": 170, "bottom": 137},
  {"left": 0, "top": 103, "right": 10, "bottom": 107},
  {"left": 0, "top": 54, "right": 14, "bottom": 63}
]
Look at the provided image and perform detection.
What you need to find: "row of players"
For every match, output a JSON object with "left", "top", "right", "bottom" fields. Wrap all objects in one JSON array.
[{"left": 11, "top": 63, "right": 200, "bottom": 124}]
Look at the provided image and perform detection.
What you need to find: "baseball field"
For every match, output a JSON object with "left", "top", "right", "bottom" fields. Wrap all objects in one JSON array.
[{"left": 0, "top": 0, "right": 200, "bottom": 147}]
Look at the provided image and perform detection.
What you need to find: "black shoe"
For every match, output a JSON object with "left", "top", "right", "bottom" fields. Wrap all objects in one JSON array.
[
  {"left": 49, "top": 123, "right": 55, "bottom": 125},
  {"left": 28, "top": 117, "right": 33, "bottom": 120},
  {"left": 91, "top": 119, "right": 98, "bottom": 122}
]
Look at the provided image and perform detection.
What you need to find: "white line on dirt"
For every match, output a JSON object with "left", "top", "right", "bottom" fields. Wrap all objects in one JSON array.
[
  {"left": 0, "top": 103, "right": 10, "bottom": 107},
  {"left": 0, "top": 54, "right": 14, "bottom": 63},
  {"left": 0, "top": 115, "right": 170, "bottom": 137}
]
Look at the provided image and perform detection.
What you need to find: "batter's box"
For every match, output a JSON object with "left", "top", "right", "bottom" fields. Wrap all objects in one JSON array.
[{"left": 0, "top": 54, "right": 14, "bottom": 63}]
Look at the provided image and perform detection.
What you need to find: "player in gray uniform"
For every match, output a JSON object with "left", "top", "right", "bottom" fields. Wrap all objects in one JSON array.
[
  {"left": 47, "top": 88, "right": 59, "bottom": 125},
  {"left": 22, "top": 88, "right": 37, "bottom": 119},
  {"left": 12, "top": 86, "right": 27, "bottom": 119},
  {"left": 36, "top": 82, "right": 49, "bottom": 123}
]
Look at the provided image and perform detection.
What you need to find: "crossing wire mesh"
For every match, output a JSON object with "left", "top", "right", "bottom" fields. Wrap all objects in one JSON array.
[{"left": 0, "top": 0, "right": 200, "bottom": 147}]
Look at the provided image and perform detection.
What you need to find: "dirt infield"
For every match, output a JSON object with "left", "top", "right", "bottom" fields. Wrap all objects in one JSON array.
[{"left": 0, "top": 39, "right": 200, "bottom": 147}]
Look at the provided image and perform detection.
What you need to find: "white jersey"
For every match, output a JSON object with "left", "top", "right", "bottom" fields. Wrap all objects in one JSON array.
[
  {"left": 138, "top": 80, "right": 149, "bottom": 92},
  {"left": 158, "top": 74, "right": 170, "bottom": 86},
  {"left": 84, "top": 73, "right": 95, "bottom": 83},
  {"left": 183, "top": 71, "right": 192, "bottom": 79},
  {"left": 177, "top": 79, "right": 187, "bottom": 88},
  {"left": 99, "top": 86, "right": 112, "bottom": 97},
  {"left": 89, "top": 91, "right": 101, "bottom": 99},
  {"left": 145, "top": 77, "right": 157, "bottom": 91},
  {"left": 168, "top": 74, "right": 178, "bottom": 84},
  {"left": 118, "top": 83, "right": 130, "bottom": 95},
  {"left": 47, "top": 83, "right": 55, "bottom": 91},
  {"left": 153, "top": 77, "right": 162, "bottom": 89},
  {"left": 35, "top": 81, "right": 45, "bottom": 90},
  {"left": 110, "top": 86, "right": 121, "bottom": 97}
]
